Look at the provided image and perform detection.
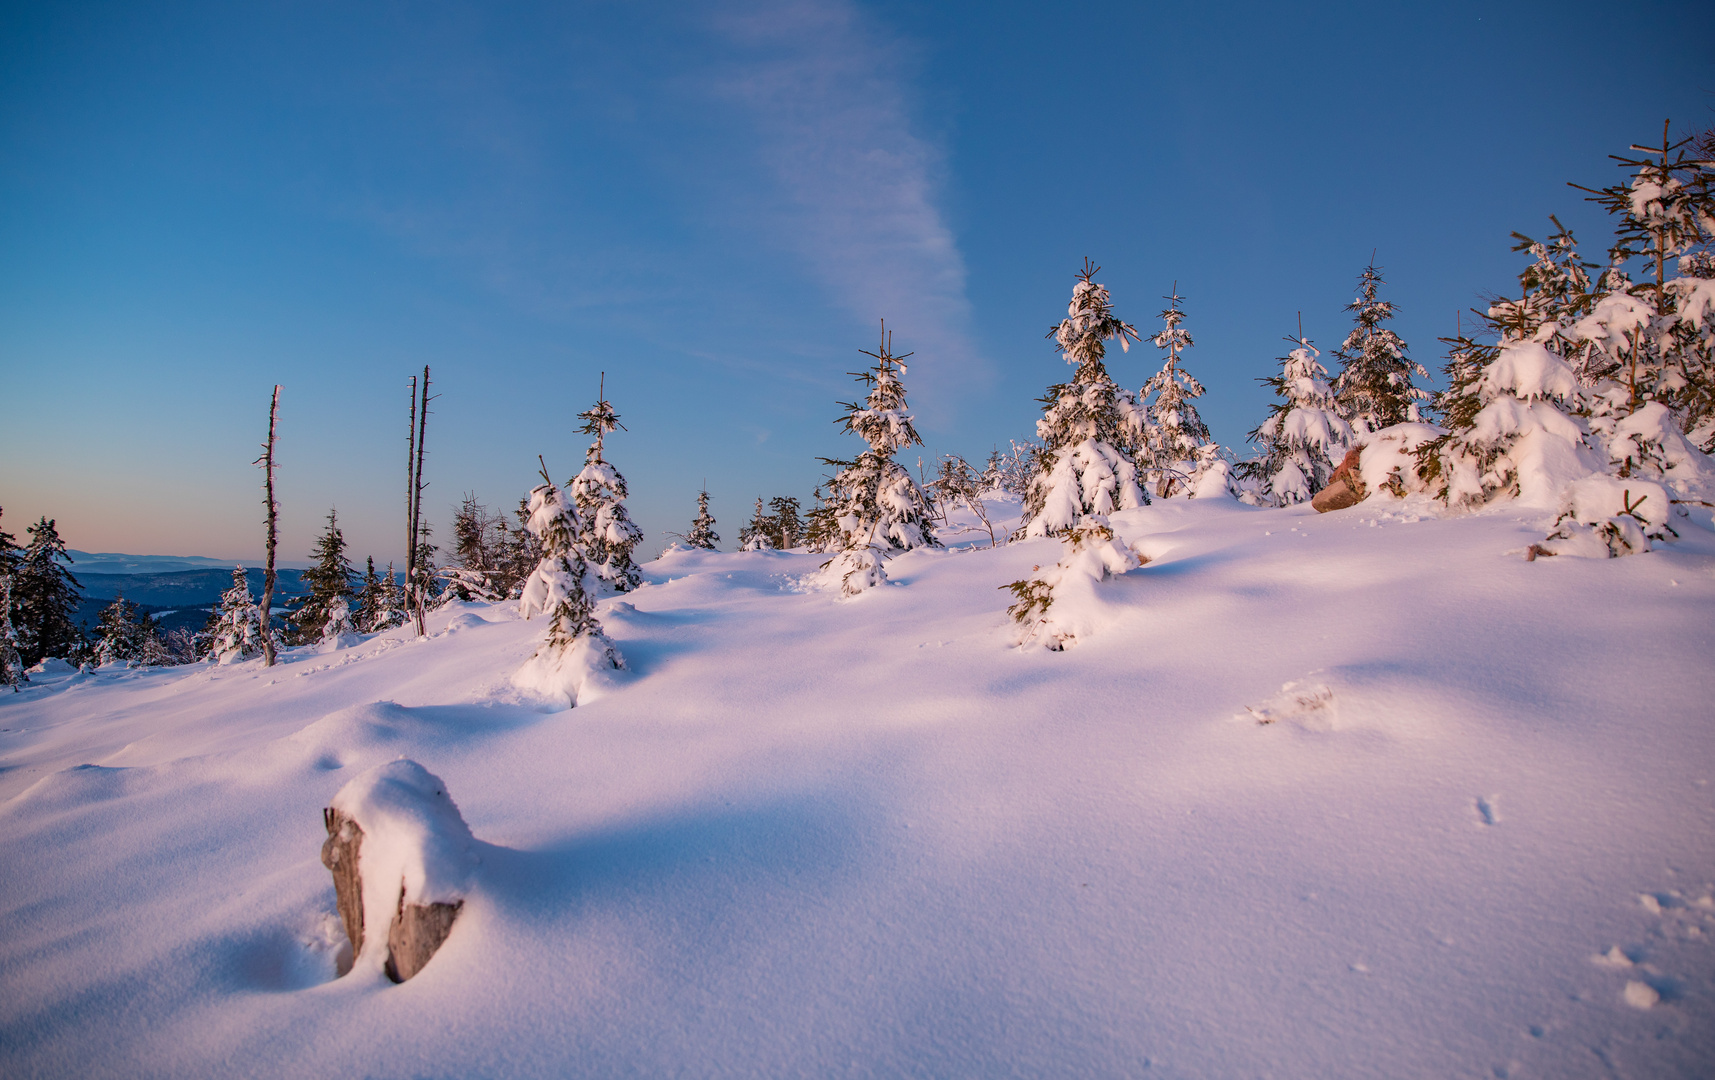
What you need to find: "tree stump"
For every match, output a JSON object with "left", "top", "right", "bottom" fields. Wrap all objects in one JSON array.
[
  {"left": 385, "top": 895, "right": 464, "bottom": 983},
  {"left": 320, "top": 808, "right": 364, "bottom": 976},
  {"left": 320, "top": 774, "right": 469, "bottom": 987}
]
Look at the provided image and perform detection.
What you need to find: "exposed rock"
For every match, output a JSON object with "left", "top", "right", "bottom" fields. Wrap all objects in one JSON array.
[{"left": 1311, "top": 447, "right": 1367, "bottom": 513}]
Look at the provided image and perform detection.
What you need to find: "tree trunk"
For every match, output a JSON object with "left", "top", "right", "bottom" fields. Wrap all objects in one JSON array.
[{"left": 259, "top": 385, "right": 280, "bottom": 666}]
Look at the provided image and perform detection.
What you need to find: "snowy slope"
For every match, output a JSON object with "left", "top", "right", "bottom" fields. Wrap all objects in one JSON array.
[{"left": 2, "top": 498, "right": 1713, "bottom": 1079}]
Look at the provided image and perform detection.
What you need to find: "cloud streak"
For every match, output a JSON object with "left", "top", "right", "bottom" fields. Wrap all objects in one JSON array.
[{"left": 705, "top": 0, "right": 985, "bottom": 415}]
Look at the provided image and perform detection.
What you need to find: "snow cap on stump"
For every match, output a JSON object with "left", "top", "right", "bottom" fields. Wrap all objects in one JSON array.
[{"left": 324, "top": 758, "right": 476, "bottom": 982}]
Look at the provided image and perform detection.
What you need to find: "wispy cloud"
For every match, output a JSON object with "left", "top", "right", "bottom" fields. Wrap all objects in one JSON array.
[{"left": 704, "top": 0, "right": 986, "bottom": 416}]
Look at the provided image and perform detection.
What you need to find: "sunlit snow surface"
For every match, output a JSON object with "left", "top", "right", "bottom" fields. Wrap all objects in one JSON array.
[{"left": 3, "top": 497, "right": 1713, "bottom": 1078}]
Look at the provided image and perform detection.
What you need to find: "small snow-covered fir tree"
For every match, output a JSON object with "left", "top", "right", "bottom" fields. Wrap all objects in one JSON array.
[
  {"left": 804, "top": 487, "right": 839, "bottom": 553},
  {"left": 1021, "top": 262, "right": 1147, "bottom": 537},
  {"left": 570, "top": 383, "right": 645, "bottom": 592},
  {"left": 207, "top": 567, "right": 266, "bottom": 664},
  {"left": 372, "top": 562, "right": 408, "bottom": 631},
  {"left": 684, "top": 489, "right": 720, "bottom": 550},
  {"left": 0, "top": 510, "right": 22, "bottom": 688},
  {"left": 768, "top": 496, "right": 803, "bottom": 550},
  {"left": 0, "top": 574, "right": 24, "bottom": 690},
  {"left": 738, "top": 498, "right": 775, "bottom": 551},
  {"left": 822, "top": 325, "right": 938, "bottom": 552},
  {"left": 1332, "top": 263, "right": 1430, "bottom": 432},
  {"left": 1240, "top": 333, "right": 1354, "bottom": 505},
  {"left": 289, "top": 509, "right": 357, "bottom": 644},
  {"left": 1417, "top": 225, "right": 1598, "bottom": 509},
  {"left": 1566, "top": 125, "right": 1715, "bottom": 468},
  {"left": 1139, "top": 287, "right": 1212, "bottom": 497},
  {"left": 445, "top": 494, "right": 509, "bottom": 601},
  {"left": 90, "top": 595, "right": 158, "bottom": 666},
  {"left": 819, "top": 324, "right": 938, "bottom": 595},
  {"left": 514, "top": 464, "right": 622, "bottom": 705},
  {"left": 1005, "top": 516, "right": 1140, "bottom": 650},
  {"left": 13, "top": 517, "right": 83, "bottom": 666}
]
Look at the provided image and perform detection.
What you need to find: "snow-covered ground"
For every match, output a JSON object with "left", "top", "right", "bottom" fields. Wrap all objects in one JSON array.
[{"left": 2, "top": 497, "right": 1713, "bottom": 1079}]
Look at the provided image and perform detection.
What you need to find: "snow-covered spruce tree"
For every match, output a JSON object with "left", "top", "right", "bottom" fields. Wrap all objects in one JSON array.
[
  {"left": 570, "top": 385, "right": 644, "bottom": 593},
  {"left": 207, "top": 567, "right": 266, "bottom": 664},
  {"left": 1514, "top": 125, "right": 1715, "bottom": 556},
  {"left": 1673, "top": 251, "right": 1715, "bottom": 449},
  {"left": 768, "top": 496, "right": 802, "bottom": 550},
  {"left": 0, "top": 509, "right": 21, "bottom": 688},
  {"left": 288, "top": 509, "right": 357, "bottom": 644},
  {"left": 514, "top": 464, "right": 622, "bottom": 706},
  {"left": 804, "top": 487, "right": 839, "bottom": 553},
  {"left": 1331, "top": 263, "right": 1431, "bottom": 432},
  {"left": 1021, "top": 262, "right": 1147, "bottom": 537},
  {"left": 13, "top": 517, "right": 83, "bottom": 666},
  {"left": 0, "top": 575, "right": 24, "bottom": 690},
  {"left": 738, "top": 498, "right": 775, "bottom": 551},
  {"left": 1416, "top": 224, "right": 1598, "bottom": 510},
  {"left": 819, "top": 324, "right": 938, "bottom": 595},
  {"left": 90, "top": 595, "right": 156, "bottom": 666},
  {"left": 368, "top": 562, "right": 409, "bottom": 632},
  {"left": 1239, "top": 334, "right": 1354, "bottom": 506},
  {"left": 489, "top": 497, "right": 542, "bottom": 600},
  {"left": 445, "top": 494, "right": 508, "bottom": 602},
  {"left": 684, "top": 489, "right": 719, "bottom": 550},
  {"left": 1567, "top": 125, "right": 1715, "bottom": 464},
  {"left": 1139, "top": 287, "right": 1213, "bottom": 497}
]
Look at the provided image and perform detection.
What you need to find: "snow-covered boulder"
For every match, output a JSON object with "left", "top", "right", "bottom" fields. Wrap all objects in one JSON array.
[{"left": 321, "top": 759, "right": 477, "bottom": 982}]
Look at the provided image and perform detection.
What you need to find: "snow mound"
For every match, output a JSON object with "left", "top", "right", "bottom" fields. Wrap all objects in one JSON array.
[{"left": 511, "top": 630, "right": 624, "bottom": 709}]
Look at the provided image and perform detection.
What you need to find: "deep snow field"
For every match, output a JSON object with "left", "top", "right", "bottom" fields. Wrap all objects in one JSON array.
[{"left": 2, "top": 496, "right": 1713, "bottom": 1079}]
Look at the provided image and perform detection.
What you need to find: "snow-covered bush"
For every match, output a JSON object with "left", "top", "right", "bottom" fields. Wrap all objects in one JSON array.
[{"left": 1538, "top": 474, "right": 1674, "bottom": 557}]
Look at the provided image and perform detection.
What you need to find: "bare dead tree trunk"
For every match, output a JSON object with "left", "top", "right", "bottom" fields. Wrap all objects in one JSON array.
[
  {"left": 258, "top": 385, "right": 281, "bottom": 666},
  {"left": 410, "top": 367, "right": 432, "bottom": 637},
  {"left": 404, "top": 375, "right": 418, "bottom": 629}
]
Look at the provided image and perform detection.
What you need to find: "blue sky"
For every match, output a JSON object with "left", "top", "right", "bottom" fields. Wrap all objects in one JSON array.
[{"left": 2, "top": 0, "right": 1712, "bottom": 563}]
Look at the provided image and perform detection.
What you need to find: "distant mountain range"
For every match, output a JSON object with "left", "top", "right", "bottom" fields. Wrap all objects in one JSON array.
[
  {"left": 63, "top": 550, "right": 311, "bottom": 574},
  {"left": 70, "top": 564, "right": 313, "bottom": 636}
]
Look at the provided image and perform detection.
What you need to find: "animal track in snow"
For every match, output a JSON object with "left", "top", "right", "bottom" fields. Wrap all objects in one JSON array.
[
  {"left": 1475, "top": 795, "right": 1500, "bottom": 826},
  {"left": 1243, "top": 679, "right": 1335, "bottom": 729}
]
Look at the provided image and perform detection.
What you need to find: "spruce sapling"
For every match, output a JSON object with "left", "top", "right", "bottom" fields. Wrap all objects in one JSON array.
[
  {"left": 515, "top": 458, "right": 623, "bottom": 706},
  {"left": 571, "top": 376, "right": 645, "bottom": 592},
  {"left": 1021, "top": 261, "right": 1147, "bottom": 537}
]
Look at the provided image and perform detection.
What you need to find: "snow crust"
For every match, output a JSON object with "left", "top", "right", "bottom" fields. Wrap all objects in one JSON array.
[{"left": 2, "top": 500, "right": 1713, "bottom": 1078}]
